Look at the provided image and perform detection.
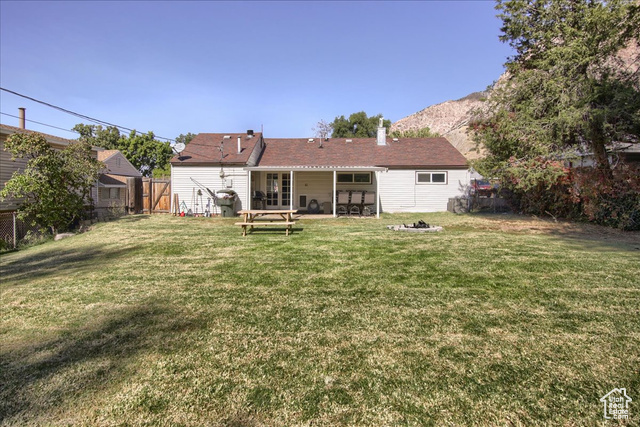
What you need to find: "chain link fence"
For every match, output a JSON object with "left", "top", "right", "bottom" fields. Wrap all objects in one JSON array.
[{"left": 0, "top": 212, "right": 41, "bottom": 250}]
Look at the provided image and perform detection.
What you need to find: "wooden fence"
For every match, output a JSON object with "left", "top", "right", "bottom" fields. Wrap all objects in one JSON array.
[{"left": 141, "top": 178, "right": 171, "bottom": 214}]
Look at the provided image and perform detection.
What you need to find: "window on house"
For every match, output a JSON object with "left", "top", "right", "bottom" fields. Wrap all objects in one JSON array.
[
  {"left": 416, "top": 171, "right": 447, "bottom": 184},
  {"left": 337, "top": 172, "right": 371, "bottom": 184},
  {"left": 100, "top": 188, "right": 121, "bottom": 199}
]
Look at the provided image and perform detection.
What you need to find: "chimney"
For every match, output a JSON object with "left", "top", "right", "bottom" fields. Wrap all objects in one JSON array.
[
  {"left": 18, "top": 108, "right": 26, "bottom": 129},
  {"left": 376, "top": 117, "right": 386, "bottom": 146},
  {"left": 237, "top": 136, "right": 242, "bottom": 154}
]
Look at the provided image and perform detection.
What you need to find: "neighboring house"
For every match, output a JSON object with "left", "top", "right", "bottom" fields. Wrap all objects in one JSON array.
[
  {"left": 95, "top": 150, "right": 142, "bottom": 217},
  {"left": 170, "top": 124, "right": 469, "bottom": 216},
  {"left": 0, "top": 124, "right": 102, "bottom": 213}
]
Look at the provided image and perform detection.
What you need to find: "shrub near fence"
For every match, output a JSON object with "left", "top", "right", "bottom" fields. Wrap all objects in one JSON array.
[{"left": 0, "top": 212, "right": 41, "bottom": 251}]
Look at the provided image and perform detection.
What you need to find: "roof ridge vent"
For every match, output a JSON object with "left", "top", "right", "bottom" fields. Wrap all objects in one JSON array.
[{"left": 308, "top": 138, "right": 314, "bottom": 143}]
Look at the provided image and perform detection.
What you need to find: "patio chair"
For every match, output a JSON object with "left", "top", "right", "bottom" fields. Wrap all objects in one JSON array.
[
  {"left": 336, "top": 191, "right": 349, "bottom": 216},
  {"left": 349, "top": 191, "right": 363, "bottom": 216},
  {"left": 362, "top": 191, "right": 375, "bottom": 216}
]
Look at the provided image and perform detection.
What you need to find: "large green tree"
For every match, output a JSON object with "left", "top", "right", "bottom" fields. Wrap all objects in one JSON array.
[
  {"left": 331, "top": 112, "right": 391, "bottom": 138},
  {"left": 0, "top": 133, "right": 103, "bottom": 234},
  {"left": 73, "top": 124, "right": 173, "bottom": 177},
  {"left": 119, "top": 130, "right": 173, "bottom": 177},
  {"left": 73, "top": 124, "right": 121, "bottom": 150},
  {"left": 175, "top": 132, "right": 196, "bottom": 146},
  {"left": 473, "top": 0, "right": 639, "bottom": 176},
  {"left": 471, "top": 0, "right": 640, "bottom": 228}
]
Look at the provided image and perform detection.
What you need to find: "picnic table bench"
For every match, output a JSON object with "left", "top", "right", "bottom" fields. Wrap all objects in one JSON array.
[{"left": 236, "top": 209, "right": 297, "bottom": 236}]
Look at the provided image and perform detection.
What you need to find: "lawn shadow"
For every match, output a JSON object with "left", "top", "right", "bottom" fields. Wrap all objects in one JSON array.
[
  {"left": 0, "top": 245, "right": 141, "bottom": 285},
  {"left": 242, "top": 227, "right": 304, "bottom": 236},
  {"left": 108, "top": 214, "right": 151, "bottom": 224},
  {"left": 0, "top": 305, "right": 200, "bottom": 424},
  {"left": 465, "top": 212, "right": 640, "bottom": 252}
]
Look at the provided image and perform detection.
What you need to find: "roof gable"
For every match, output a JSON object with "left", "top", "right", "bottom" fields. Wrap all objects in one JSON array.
[
  {"left": 170, "top": 132, "right": 263, "bottom": 166},
  {"left": 97, "top": 149, "right": 141, "bottom": 177}
]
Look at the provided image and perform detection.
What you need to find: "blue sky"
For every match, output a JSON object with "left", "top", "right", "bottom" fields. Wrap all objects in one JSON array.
[{"left": 0, "top": 1, "right": 512, "bottom": 142}]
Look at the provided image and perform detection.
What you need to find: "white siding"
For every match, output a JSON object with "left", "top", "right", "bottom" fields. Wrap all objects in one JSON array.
[
  {"left": 171, "top": 166, "right": 248, "bottom": 214},
  {"left": 379, "top": 168, "right": 469, "bottom": 212},
  {"left": 293, "top": 172, "right": 333, "bottom": 209}
]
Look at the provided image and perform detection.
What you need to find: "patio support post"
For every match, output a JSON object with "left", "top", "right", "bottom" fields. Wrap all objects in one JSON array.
[
  {"left": 376, "top": 171, "right": 380, "bottom": 218},
  {"left": 333, "top": 170, "right": 337, "bottom": 217},
  {"left": 290, "top": 170, "right": 294, "bottom": 211},
  {"left": 247, "top": 170, "right": 252, "bottom": 210}
]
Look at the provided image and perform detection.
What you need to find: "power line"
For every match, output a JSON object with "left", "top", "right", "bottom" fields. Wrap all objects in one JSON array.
[
  {"left": 0, "top": 112, "right": 79, "bottom": 134},
  {"left": 1, "top": 87, "right": 175, "bottom": 143}
]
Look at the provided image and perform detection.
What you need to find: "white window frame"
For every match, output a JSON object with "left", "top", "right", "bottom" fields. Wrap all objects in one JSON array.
[
  {"left": 416, "top": 171, "right": 448, "bottom": 185},
  {"left": 337, "top": 172, "right": 372, "bottom": 185}
]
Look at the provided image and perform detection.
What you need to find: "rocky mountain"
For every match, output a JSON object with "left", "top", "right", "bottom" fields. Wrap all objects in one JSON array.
[{"left": 391, "top": 91, "right": 487, "bottom": 160}]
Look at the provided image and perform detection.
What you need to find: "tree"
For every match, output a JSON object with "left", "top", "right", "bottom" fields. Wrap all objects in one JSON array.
[
  {"left": 331, "top": 112, "right": 391, "bottom": 138},
  {"left": 73, "top": 124, "right": 174, "bottom": 177},
  {"left": 119, "top": 130, "right": 173, "bottom": 177},
  {"left": 175, "top": 132, "right": 196, "bottom": 146},
  {"left": 0, "top": 132, "right": 102, "bottom": 234},
  {"left": 312, "top": 120, "right": 334, "bottom": 139},
  {"left": 470, "top": 0, "right": 640, "bottom": 228},
  {"left": 389, "top": 126, "right": 441, "bottom": 138},
  {"left": 73, "top": 124, "right": 121, "bottom": 150},
  {"left": 473, "top": 0, "right": 640, "bottom": 176}
]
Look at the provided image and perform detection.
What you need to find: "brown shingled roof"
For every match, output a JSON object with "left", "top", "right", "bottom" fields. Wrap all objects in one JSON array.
[
  {"left": 258, "top": 137, "right": 468, "bottom": 168},
  {"left": 170, "top": 132, "right": 263, "bottom": 165},
  {"left": 0, "top": 124, "right": 78, "bottom": 146}
]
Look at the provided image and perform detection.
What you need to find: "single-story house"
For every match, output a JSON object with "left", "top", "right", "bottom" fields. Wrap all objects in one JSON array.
[
  {"left": 95, "top": 150, "right": 142, "bottom": 217},
  {"left": 170, "top": 124, "right": 470, "bottom": 216}
]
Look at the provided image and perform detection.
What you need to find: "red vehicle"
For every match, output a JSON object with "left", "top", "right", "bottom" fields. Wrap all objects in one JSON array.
[{"left": 470, "top": 179, "right": 499, "bottom": 197}]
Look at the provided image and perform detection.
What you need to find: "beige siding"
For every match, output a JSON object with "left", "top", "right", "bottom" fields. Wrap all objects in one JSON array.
[
  {"left": 171, "top": 165, "right": 248, "bottom": 214},
  {"left": 293, "top": 172, "right": 333, "bottom": 209},
  {"left": 101, "top": 152, "right": 141, "bottom": 177}
]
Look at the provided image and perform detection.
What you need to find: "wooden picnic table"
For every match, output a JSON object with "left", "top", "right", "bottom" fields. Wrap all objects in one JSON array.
[{"left": 236, "top": 209, "right": 297, "bottom": 236}]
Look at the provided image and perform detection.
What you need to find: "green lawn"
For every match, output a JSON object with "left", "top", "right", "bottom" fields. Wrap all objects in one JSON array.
[{"left": 1, "top": 213, "right": 639, "bottom": 426}]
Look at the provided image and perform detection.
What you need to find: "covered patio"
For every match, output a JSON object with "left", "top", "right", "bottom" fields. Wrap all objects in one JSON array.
[{"left": 244, "top": 166, "right": 386, "bottom": 218}]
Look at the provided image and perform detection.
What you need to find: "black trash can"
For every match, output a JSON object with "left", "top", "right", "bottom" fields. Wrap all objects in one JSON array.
[{"left": 216, "top": 189, "right": 238, "bottom": 217}]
